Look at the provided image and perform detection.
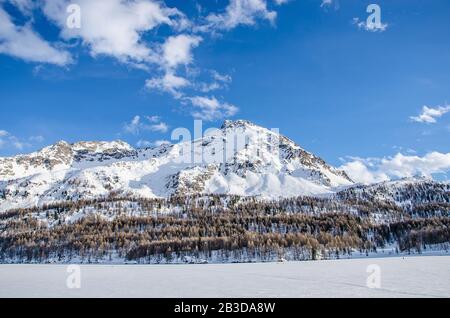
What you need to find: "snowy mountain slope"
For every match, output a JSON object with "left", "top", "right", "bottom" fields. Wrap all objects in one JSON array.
[
  {"left": 1, "top": 121, "right": 449, "bottom": 264},
  {"left": 336, "top": 177, "right": 450, "bottom": 213},
  {"left": 0, "top": 120, "right": 355, "bottom": 211},
  {"left": 0, "top": 140, "right": 137, "bottom": 181}
]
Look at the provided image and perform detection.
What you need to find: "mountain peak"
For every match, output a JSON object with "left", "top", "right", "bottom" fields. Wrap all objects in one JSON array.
[
  {"left": 43, "top": 140, "right": 70, "bottom": 151},
  {"left": 1, "top": 119, "right": 357, "bottom": 210},
  {"left": 221, "top": 119, "right": 257, "bottom": 130},
  {"left": 71, "top": 140, "right": 134, "bottom": 152},
  {"left": 38, "top": 140, "right": 134, "bottom": 154}
]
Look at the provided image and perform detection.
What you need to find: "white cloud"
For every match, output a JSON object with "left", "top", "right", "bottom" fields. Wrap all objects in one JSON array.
[
  {"left": 143, "top": 1, "right": 282, "bottom": 114},
  {"left": 146, "top": 115, "right": 161, "bottom": 123},
  {"left": 146, "top": 69, "right": 238, "bottom": 118},
  {"left": 0, "top": 7, "right": 72, "bottom": 65},
  {"left": 189, "top": 96, "right": 239, "bottom": 121},
  {"left": 352, "top": 17, "right": 388, "bottom": 33},
  {"left": 10, "top": 138, "right": 29, "bottom": 150},
  {"left": 123, "top": 115, "right": 169, "bottom": 135},
  {"left": 123, "top": 115, "right": 142, "bottom": 135},
  {"left": 8, "top": 0, "right": 35, "bottom": 14},
  {"left": 146, "top": 71, "right": 190, "bottom": 97},
  {"left": 340, "top": 160, "right": 389, "bottom": 184},
  {"left": 1, "top": 0, "right": 292, "bottom": 120},
  {"left": 146, "top": 34, "right": 201, "bottom": 97},
  {"left": 149, "top": 122, "right": 169, "bottom": 133},
  {"left": 320, "top": 0, "right": 340, "bottom": 11},
  {"left": 0, "top": 130, "right": 37, "bottom": 151},
  {"left": 196, "top": 70, "right": 233, "bottom": 93},
  {"left": 0, "top": 130, "right": 8, "bottom": 149},
  {"left": 392, "top": 146, "right": 417, "bottom": 155},
  {"left": 320, "top": 0, "right": 333, "bottom": 7},
  {"left": 340, "top": 152, "right": 450, "bottom": 184},
  {"left": 273, "top": 0, "right": 289, "bottom": 5},
  {"left": 42, "top": 0, "right": 185, "bottom": 64},
  {"left": 161, "top": 34, "right": 202, "bottom": 68},
  {"left": 201, "top": 0, "right": 277, "bottom": 32},
  {"left": 197, "top": 82, "right": 222, "bottom": 93},
  {"left": 410, "top": 105, "right": 450, "bottom": 124},
  {"left": 29, "top": 135, "right": 45, "bottom": 143},
  {"left": 211, "top": 70, "right": 232, "bottom": 83},
  {"left": 145, "top": 34, "right": 238, "bottom": 118}
]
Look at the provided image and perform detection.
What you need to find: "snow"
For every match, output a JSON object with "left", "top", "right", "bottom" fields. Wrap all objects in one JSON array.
[
  {"left": 0, "top": 120, "right": 355, "bottom": 212},
  {"left": 0, "top": 256, "right": 449, "bottom": 298},
  {"left": 71, "top": 140, "right": 134, "bottom": 153}
]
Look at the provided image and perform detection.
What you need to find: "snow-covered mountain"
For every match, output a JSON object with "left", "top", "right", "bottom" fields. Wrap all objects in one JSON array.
[
  {"left": 1, "top": 120, "right": 449, "bottom": 264},
  {"left": 0, "top": 120, "right": 355, "bottom": 211},
  {"left": 337, "top": 177, "right": 450, "bottom": 212}
]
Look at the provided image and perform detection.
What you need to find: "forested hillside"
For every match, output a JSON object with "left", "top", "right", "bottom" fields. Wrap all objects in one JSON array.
[{"left": 1, "top": 190, "right": 449, "bottom": 264}]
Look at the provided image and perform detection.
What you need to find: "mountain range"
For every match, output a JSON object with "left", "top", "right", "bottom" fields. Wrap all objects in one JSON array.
[
  {"left": 0, "top": 120, "right": 447, "bottom": 213},
  {"left": 0, "top": 120, "right": 353, "bottom": 211},
  {"left": 1, "top": 120, "right": 449, "bottom": 263}
]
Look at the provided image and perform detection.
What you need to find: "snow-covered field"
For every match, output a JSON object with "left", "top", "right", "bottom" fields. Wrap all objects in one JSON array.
[{"left": 0, "top": 256, "right": 449, "bottom": 298}]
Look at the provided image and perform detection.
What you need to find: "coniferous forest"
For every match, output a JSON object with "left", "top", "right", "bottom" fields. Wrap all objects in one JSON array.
[{"left": 1, "top": 191, "right": 449, "bottom": 264}]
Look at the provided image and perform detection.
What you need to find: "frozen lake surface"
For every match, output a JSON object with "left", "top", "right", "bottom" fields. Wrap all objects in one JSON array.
[{"left": 1, "top": 256, "right": 449, "bottom": 298}]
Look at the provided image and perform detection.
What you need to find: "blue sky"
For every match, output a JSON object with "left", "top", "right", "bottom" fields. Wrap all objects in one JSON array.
[{"left": 0, "top": 0, "right": 449, "bottom": 182}]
